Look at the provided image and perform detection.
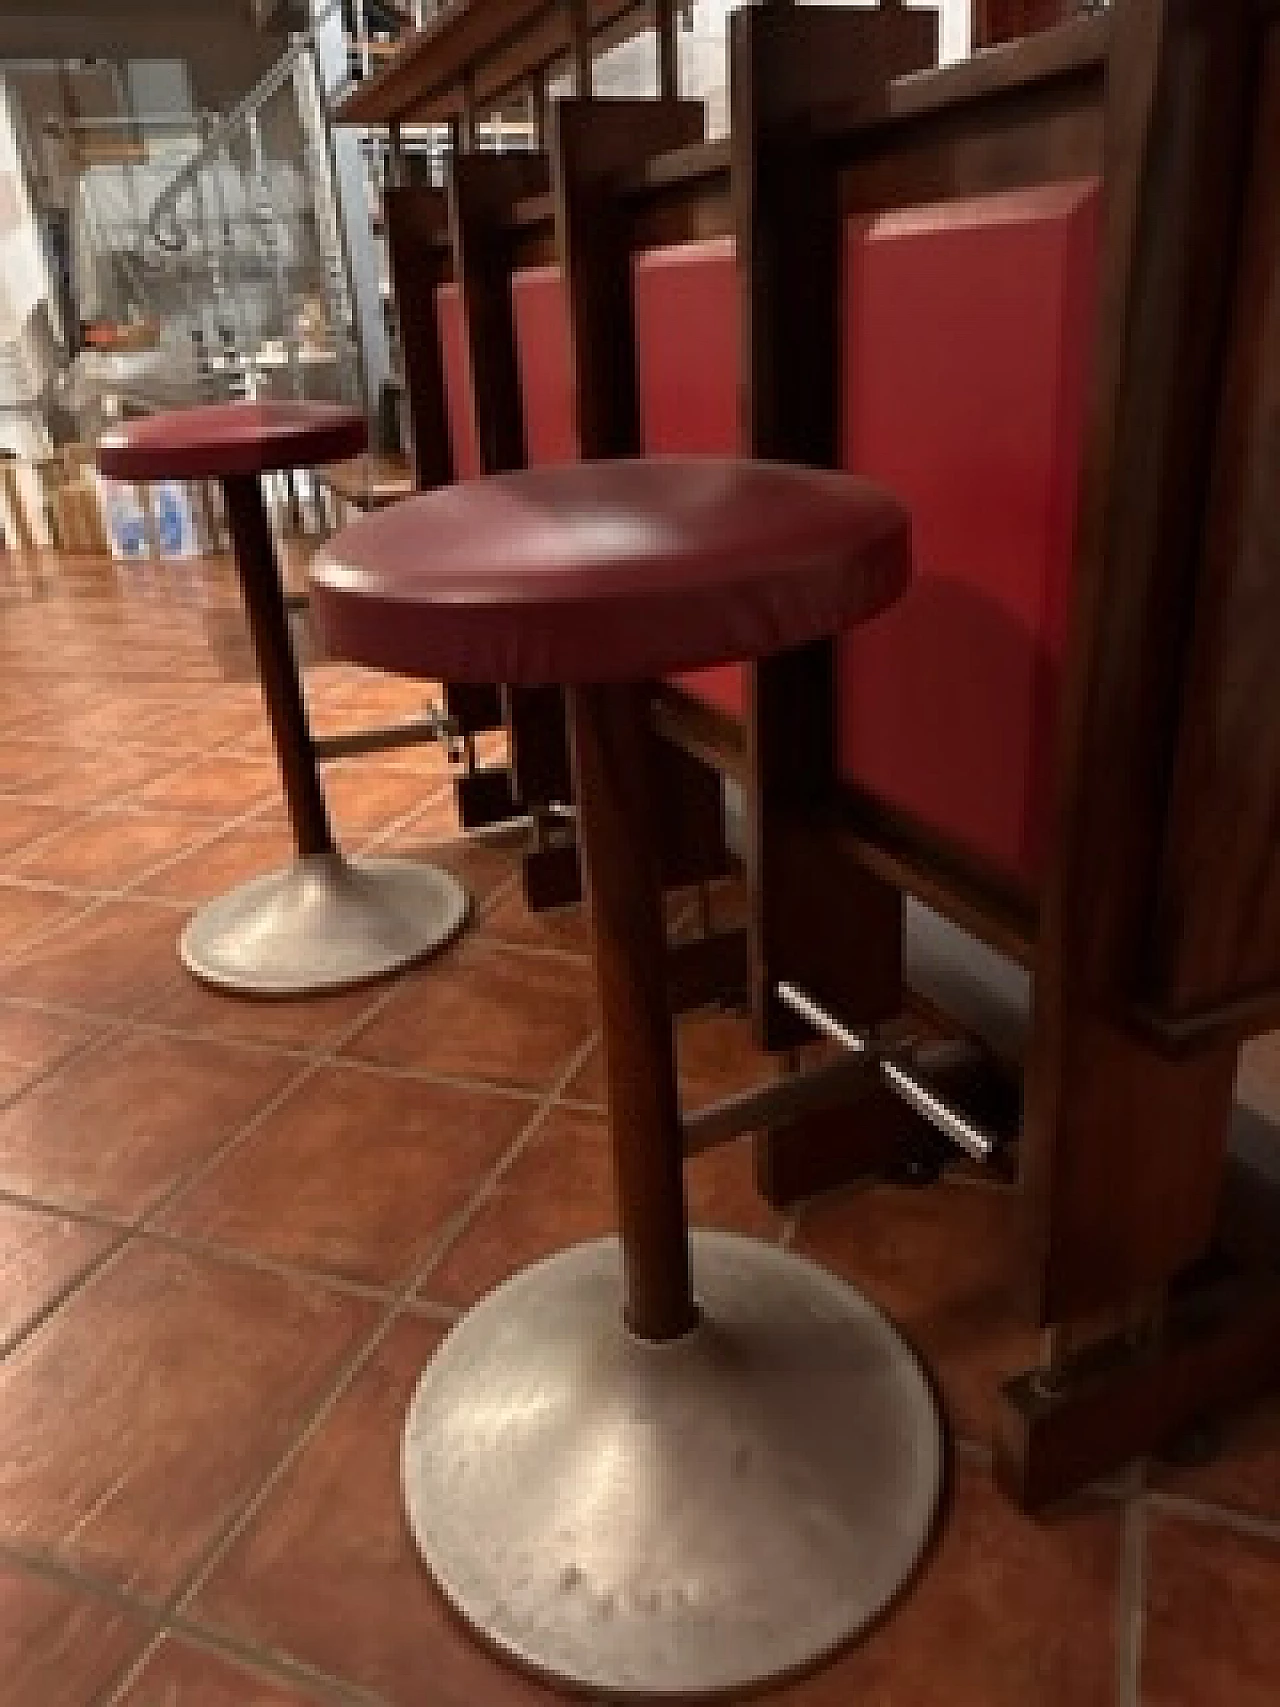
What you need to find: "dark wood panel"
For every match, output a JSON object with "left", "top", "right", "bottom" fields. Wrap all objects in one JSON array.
[
  {"left": 448, "top": 151, "right": 550, "bottom": 476},
  {"left": 833, "top": 76, "right": 1104, "bottom": 215},
  {"left": 996, "top": 1273, "right": 1280, "bottom": 1511},
  {"left": 447, "top": 150, "right": 575, "bottom": 838},
  {"left": 747, "top": 642, "right": 904, "bottom": 1054},
  {"left": 1151, "top": 27, "right": 1280, "bottom": 1020},
  {"left": 383, "top": 186, "right": 455, "bottom": 492},
  {"left": 974, "top": 0, "right": 1075, "bottom": 51},
  {"left": 731, "top": 3, "right": 938, "bottom": 465},
  {"left": 551, "top": 97, "right": 705, "bottom": 458},
  {"left": 1023, "top": 0, "right": 1259, "bottom": 1324}
]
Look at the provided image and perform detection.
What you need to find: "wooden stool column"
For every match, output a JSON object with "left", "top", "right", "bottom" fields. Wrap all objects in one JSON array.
[
  {"left": 569, "top": 681, "right": 695, "bottom": 1341},
  {"left": 221, "top": 473, "right": 333, "bottom": 859}
]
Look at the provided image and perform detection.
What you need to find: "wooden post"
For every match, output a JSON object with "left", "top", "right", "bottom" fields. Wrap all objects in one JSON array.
[
  {"left": 655, "top": 0, "right": 678, "bottom": 99},
  {"left": 529, "top": 70, "right": 548, "bottom": 147},
  {"left": 569, "top": 0, "right": 593, "bottom": 96},
  {"left": 460, "top": 67, "right": 477, "bottom": 151}
]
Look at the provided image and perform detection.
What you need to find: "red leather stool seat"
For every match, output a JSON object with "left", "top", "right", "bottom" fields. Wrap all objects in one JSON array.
[
  {"left": 97, "top": 400, "right": 367, "bottom": 481},
  {"left": 312, "top": 457, "right": 909, "bottom": 685}
]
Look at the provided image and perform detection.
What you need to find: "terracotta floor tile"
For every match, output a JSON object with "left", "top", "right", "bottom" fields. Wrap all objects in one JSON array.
[
  {"left": 0, "top": 1559, "right": 148, "bottom": 1707},
  {"left": 16, "top": 810, "right": 209, "bottom": 891},
  {"left": 0, "top": 897, "right": 185, "bottom": 1016},
  {"left": 1151, "top": 1392, "right": 1280, "bottom": 1524},
  {"left": 35, "top": 748, "right": 182, "bottom": 812},
  {"left": 310, "top": 668, "right": 446, "bottom": 723},
  {"left": 135, "top": 969, "right": 389, "bottom": 1055},
  {"left": 120, "top": 1637, "right": 329, "bottom": 1705},
  {"left": 143, "top": 698, "right": 266, "bottom": 751},
  {"left": 390, "top": 784, "right": 469, "bottom": 843},
  {"left": 0, "top": 1001, "right": 101, "bottom": 1101},
  {"left": 0, "top": 1201, "right": 114, "bottom": 1349},
  {"left": 420, "top": 1105, "right": 617, "bottom": 1306},
  {"left": 0, "top": 798, "right": 72, "bottom": 861},
  {"left": 133, "top": 755, "right": 280, "bottom": 818},
  {"left": 0, "top": 741, "right": 81, "bottom": 796},
  {"left": 685, "top": 1135, "right": 785, "bottom": 1239},
  {"left": 771, "top": 1464, "right": 1122, "bottom": 1707},
  {"left": 134, "top": 820, "right": 299, "bottom": 905},
  {"left": 379, "top": 825, "right": 523, "bottom": 907},
  {"left": 0, "top": 1030, "right": 297, "bottom": 1216},
  {"left": 343, "top": 939, "right": 598, "bottom": 1094},
  {"left": 318, "top": 764, "right": 440, "bottom": 837},
  {"left": 567, "top": 1005, "right": 776, "bottom": 1110},
  {"left": 1142, "top": 1512, "right": 1280, "bottom": 1706},
  {"left": 0, "top": 1242, "right": 375, "bottom": 1599},
  {"left": 421, "top": 1103, "right": 779, "bottom": 1309},
  {"left": 0, "top": 883, "right": 85, "bottom": 958},
  {"left": 481, "top": 886, "right": 594, "bottom": 958},
  {"left": 165, "top": 1062, "right": 535, "bottom": 1288},
  {"left": 791, "top": 1179, "right": 1038, "bottom": 1441},
  {"left": 192, "top": 1316, "right": 577, "bottom": 1706}
]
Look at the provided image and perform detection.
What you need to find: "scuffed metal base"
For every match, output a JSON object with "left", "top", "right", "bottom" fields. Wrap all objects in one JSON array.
[
  {"left": 403, "top": 1230, "right": 942, "bottom": 1699},
  {"left": 179, "top": 850, "right": 469, "bottom": 996}
]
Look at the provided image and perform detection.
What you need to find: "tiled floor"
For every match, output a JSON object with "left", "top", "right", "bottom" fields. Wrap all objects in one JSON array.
[{"left": 0, "top": 545, "right": 1277, "bottom": 1704}]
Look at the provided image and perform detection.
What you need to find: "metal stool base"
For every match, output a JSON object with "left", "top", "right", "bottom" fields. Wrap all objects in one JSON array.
[
  {"left": 179, "top": 851, "right": 470, "bottom": 996},
  {"left": 402, "top": 1230, "right": 942, "bottom": 1700}
]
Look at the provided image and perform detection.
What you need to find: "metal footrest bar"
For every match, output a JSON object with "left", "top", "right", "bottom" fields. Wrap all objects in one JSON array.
[
  {"left": 775, "top": 981, "right": 999, "bottom": 1164},
  {"left": 313, "top": 705, "right": 463, "bottom": 763}
]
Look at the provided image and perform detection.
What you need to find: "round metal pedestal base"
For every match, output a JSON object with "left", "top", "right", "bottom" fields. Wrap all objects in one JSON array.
[
  {"left": 402, "top": 1230, "right": 943, "bottom": 1699},
  {"left": 179, "top": 851, "right": 470, "bottom": 996}
]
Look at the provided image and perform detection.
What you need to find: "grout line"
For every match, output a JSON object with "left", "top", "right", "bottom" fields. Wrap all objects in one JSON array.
[
  {"left": 135, "top": 1056, "right": 328, "bottom": 1230},
  {"left": 125, "top": 1226, "right": 402, "bottom": 1310},
  {"left": 162, "top": 1021, "right": 603, "bottom": 1634},
  {"left": 0, "top": 1537, "right": 168, "bottom": 1626},
  {"left": 0, "top": 1223, "right": 135, "bottom": 1362},
  {"left": 0, "top": 842, "right": 531, "bottom": 1357},
  {"left": 1117, "top": 1493, "right": 1147, "bottom": 1707},
  {"left": 0, "top": 1014, "right": 129, "bottom": 1114},
  {"left": 106, "top": 1614, "right": 381, "bottom": 1707}
]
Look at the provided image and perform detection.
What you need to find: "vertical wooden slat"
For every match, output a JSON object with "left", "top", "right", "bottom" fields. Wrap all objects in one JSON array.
[
  {"left": 550, "top": 97, "right": 705, "bottom": 458},
  {"left": 655, "top": 0, "right": 678, "bottom": 99}
]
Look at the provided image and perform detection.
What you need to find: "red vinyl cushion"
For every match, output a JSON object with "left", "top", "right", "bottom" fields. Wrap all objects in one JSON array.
[
  {"left": 837, "top": 181, "right": 1101, "bottom": 886},
  {"left": 512, "top": 266, "right": 579, "bottom": 466},
  {"left": 311, "top": 458, "right": 910, "bottom": 687},
  {"left": 633, "top": 238, "right": 748, "bottom": 722},
  {"left": 96, "top": 401, "right": 366, "bottom": 481},
  {"left": 436, "top": 283, "right": 481, "bottom": 480}
]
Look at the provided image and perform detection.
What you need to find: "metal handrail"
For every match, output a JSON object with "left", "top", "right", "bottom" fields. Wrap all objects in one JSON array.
[{"left": 146, "top": 0, "right": 347, "bottom": 249}]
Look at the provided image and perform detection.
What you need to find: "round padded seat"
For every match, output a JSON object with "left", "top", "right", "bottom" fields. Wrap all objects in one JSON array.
[
  {"left": 311, "top": 456, "right": 910, "bottom": 684},
  {"left": 98, "top": 400, "right": 367, "bottom": 481}
]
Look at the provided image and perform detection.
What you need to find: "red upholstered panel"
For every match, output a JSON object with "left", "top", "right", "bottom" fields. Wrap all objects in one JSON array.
[
  {"left": 512, "top": 265, "right": 579, "bottom": 466},
  {"left": 837, "top": 181, "right": 1101, "bottom": 887},
  {"left": 633, "top": 238, "right": 747, "bottom": 721},
  {"left": 436, "top": 283, "right": 480, "bottom": 481}
]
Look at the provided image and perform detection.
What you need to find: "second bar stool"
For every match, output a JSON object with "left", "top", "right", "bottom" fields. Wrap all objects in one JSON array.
[{"left": 97, "top": 401, "right": 470, "bottom": 995}]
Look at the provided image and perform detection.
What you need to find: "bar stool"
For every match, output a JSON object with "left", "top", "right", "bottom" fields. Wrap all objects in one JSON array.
[
  {"left": 97, "top": 401, "right": 469, "bottom": 995},
  {"left": 311, "top": 457, "right": 942, "bottom": 1699}
]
